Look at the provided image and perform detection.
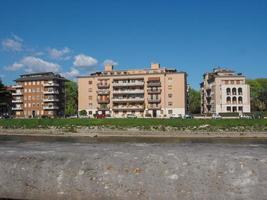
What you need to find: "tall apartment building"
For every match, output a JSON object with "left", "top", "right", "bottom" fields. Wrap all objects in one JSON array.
[
  {"left": 200, "top": 68, "right": 250, "bottom": 114},
  {"left": 12, "top": 72, "right": 66, "bottom": 118},
  {"left": 78, "top": 63, "right": 187, "bottom": 118}
]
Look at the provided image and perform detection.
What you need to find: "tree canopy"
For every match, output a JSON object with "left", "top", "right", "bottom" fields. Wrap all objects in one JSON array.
[{"left": 65, "top": 81, "right": 78, "bottom": 116}]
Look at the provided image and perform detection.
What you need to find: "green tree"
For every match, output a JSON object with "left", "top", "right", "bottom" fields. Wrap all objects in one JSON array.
[
  {"left": 79, "top": 110, "right": 87, "bottom": 116},
  {"left": 65, "top": 81, "right": 78, "bottom": 116},
  {"left": 188, "top": 88, "right": 201, "bottom": 114},
  {"left": 247, "top": 78, "right": 267, "bottom": 112}
]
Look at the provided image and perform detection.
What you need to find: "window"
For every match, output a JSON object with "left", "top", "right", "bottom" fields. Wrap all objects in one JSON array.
[
  {"left": 33, "top": 81, "right": 36, "bottom": 85},
  {"left": 232, "top": 97, "right": 237, "bottom": 104},
  {"left": 238, "top": 97, "right": 243, "bottom": 104},
  {"left": 28, "top": 96, "right": 31, "bottom": 100},
  {"left": 168, "top": 94, "right": 172, "bottom": 98},
  {"left": 168, "top": 77, "right": 172, "bottom": 80},
  {"left": 168, "top": 102, "right": 173, "bottom": 106},
  {"left": 24, "top": 103, "right": 27, "bottom": 108},
  {"left": 231, "top": 80, "right": 234, "bottom": 84},
  {"left": 88, "top": 88, "right": 92, "bottom": 92},
  {"left": 24, "top": 89, "right": 27, "bottom": 93},
  {"left": 28, "top": 103, "right": 31, "bottom": 107},
  {"left": 25, "top": 82, "right": 28, "bottom": 86},
  {"left": 238, "top": 106, "right": 243, "bottom": 111},
  {"left": 88, "top": 96, "right": 92, "bottom": 100},
  {"left": 232, "top": 88, "right": 236, "bottom": 95},
  {"left": 168, "top": 86, "right": 172, "bottom": 90},
  {"left": 168, "top": 110, "right": 173, "bottom": 114},
  {"left": 238, "top": 88, "right": 242, "bottom": 95},
  {"left": 89, "top": 103, "right": 92, "bottom": 107},
  {"left": 226, "top": 88, "right": 231, "bottom": 95},
  {"left": 24, "top": 96, "right": 27, "bottom": 100},
  {"left": 29, "top": 82, "right": 32, "bottom": 85},
  {"left": 89, "top": 111, "right": 92, "bottom": 115},
  {"left": 227, "top": 106, "right": 231, "bottom": 112},
  {"left": 226, "top": 97, "right": 231, "bottom": 104},
  {"left": 88, "top": 81, "right": 92, "bottom": 85},
  {"left": 28, "top": 88, "right": 31, "bottom": 93},
  {"left": 225, "top": 80, "right": 229, "bottom": 84}
]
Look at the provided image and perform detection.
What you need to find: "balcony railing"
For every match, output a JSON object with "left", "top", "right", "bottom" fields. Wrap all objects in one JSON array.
[
  {"left": 13, "top": 85, "right": 23, "bottom": 89},
  {"left": 113, "top": 106, "right": 145, "bottom": 110},
  {"left": 43, "top": 82, "right": 59, "bottom": 87},
  {"left": 97, "top": 83, "right": 110, "bottom": 88},
  {"left": 113, "top": 98, "right": 144, "bottom": 102},
  {"left": 12, "top": 91, "right": 23, "bottom": 96},
  {"left": 12, "top": 99, "right": 23, "bottom": 103},
  {"left": 97, "top": 99, "right": 110, "bottom": 103},
  {"left": 12, "top": 107, "right": 23, "bottom": 110},
  {"left": 43, "top": 90, "right": 59, "bottom": 94},
  {"left": 113, "top": 81, "right": 144, "bottom": 87},
  {"left": 97, "top": 90, "right": 110, "bottom": 94},
  {"left": 43, "top": 98, "right": 59, "bottom": 102},
  {"left": 113, "top": 90, "right": 144, "bottom": 94},
  {"left": 147, "top": 105, "right": 161, "bottom": 110},
  {"left": 43, "top": 106, "right": 59, "bottom": 110},
  {"left": 97, "top": 107, "right": 110, "bottom": 111},
  {"left": 147, "top": 98, "right": 161, "bottom": 103},
  {"left": 147, "top": 82, "right": 161, "bottom": 87},
  {"left": 147, "top": 89, "right": 161, "bottom": 94}
]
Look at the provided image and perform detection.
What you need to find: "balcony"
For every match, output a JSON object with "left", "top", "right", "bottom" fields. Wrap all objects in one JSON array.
[
  {"left": 43, "top": 90, "right": 59, "bottom": 94},
  {"left": 97, "top": 106, "right": 110, "bottom": 111},
  {"left": 113, "top": 90, "right": 144, "bottom": 94},
  {"left": 147, "top": 98, "right": 161, "bottom": 103},
  {"left": 12, "top": 99, "right": 23, "bottom": 103},
  {"left": 43, "top": 105, "right": 59, "bottom": 110},
  {"left": 113, "top": 98, "right": 144, "bottom": 102},
  {"left": 12, "top": 107, "right": 23, "bottom": 110},
  {"left": 12, "top": 91, "right": 23, "bottom": 96},
  {"left": 147, "top": 105, "right": 161, "bottom": 110},
  {"left": 43, "top": 82, "right": 59, "bottom": 87},
  {"left": 147, "top": 81, "right": 161, "bottom": 87},
  {"left": 147, "top": 89, "right": 161, "bottom": 94},
  {"left": 43, "top": 98, "right": 59, "bottom": 102},
  {"left": 97, "top": 83, "right": 110, "bottom": 89},
  {"left": 113, "top": 81, "right": 144, "bottom": 87},
  {"left": 97, "top": 99, "right": 110, "bottom": 103},
  {"left": 97, "top": 90, "right": 110, "bottom": 94},
  {"left": 13, "top": 84, "right": 23, "bottom": 89},
  {"left": 113, "top": 106, "right": 145, "bottom": 111}
]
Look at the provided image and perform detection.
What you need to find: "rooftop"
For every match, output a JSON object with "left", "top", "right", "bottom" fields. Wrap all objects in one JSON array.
[{"left": 15, "top": 72, "right": 67, "bottom": 82}]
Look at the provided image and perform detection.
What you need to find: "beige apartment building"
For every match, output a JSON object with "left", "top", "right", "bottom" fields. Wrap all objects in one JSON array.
[
  {"left": 12, "top": 72, "right": 66, "bottom": 118},
  {"left": 78, "top": 63, "right": 187, "bottom": 118},
  {"left": 200, "top": 68, "right": 250, "bottom": 114}
]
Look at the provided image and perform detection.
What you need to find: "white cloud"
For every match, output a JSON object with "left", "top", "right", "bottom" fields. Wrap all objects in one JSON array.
[
  {"left": 48, "top": 47, "right": 71, "bottom": 60},
  {"left": 4, "top": 62, "right": 24, "bottom": 71},
  {"left": 5, "top": 56, "right": 60, "bottom": 73},
  {"left": 2, "top": 35, "right": 23, "bottom": 51},
  {"left": 21, "top": 56, "right": 60, "bottom": 73},
  {"left": 73, "top": 54, "right": 98, "bottom": 68},
  {"left": 103, "top": 59, "right": 118, "bottom": 66},
  {"left": 61, "top": 68, "right": 80, "bottom": 79}
]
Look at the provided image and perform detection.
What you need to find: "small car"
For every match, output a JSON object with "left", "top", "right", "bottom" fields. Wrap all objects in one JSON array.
[
  {"left": 127, "top": 114, "right": 137, "bottom": 118},
  {"left": 212, "top": 113, "right": 222, "bottom": 119}
]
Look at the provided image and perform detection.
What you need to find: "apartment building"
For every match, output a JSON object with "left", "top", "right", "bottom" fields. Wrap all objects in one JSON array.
[
  {"left": 12, "top": 72, "right": 66, "bottom": 118},
  {"left": 78, "top": 63, "right": 187, "bottom": 118},
  {"left": 200, "top": 68, "right": 250, "bottom": 114}
]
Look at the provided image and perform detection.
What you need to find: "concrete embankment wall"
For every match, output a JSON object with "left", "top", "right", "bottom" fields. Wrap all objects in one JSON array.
[{"left": 0, "top": 140, "right": 267, "bottom": 200}]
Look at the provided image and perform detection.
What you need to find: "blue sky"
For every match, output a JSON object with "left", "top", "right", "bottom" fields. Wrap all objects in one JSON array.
[{"left": 0, "top": 0, "right": 267, "bottom": 89}]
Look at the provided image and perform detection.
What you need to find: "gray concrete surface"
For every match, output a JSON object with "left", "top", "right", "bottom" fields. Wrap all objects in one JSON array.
[{"left": 0, "top": 137, "right": 267, "bottom": 200}]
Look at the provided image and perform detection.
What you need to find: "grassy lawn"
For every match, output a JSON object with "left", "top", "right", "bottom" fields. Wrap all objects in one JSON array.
[{"left": 0, "top": 118, "right": 266, "bottom": 130}]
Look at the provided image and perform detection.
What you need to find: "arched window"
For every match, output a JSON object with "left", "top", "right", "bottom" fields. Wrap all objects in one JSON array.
[
  {"left": 226, "top": 88, "right": 231, "bottom": 95},
  {"left": 226, "top": 97, "right": 231, "bottom": 104},
  {"left": 238, "top": 88, "right": 242, "bottom": 95},
  {"left": 238, "top": 97, "right": 243, "bottom": 104},
  {"left": 232, "top": 96, "right": 237, "bottom": 104},
  {"left": 232, "top": 88, "right": 237, "bottom": 95}
]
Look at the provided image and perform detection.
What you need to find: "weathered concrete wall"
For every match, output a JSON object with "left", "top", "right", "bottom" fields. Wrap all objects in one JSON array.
[{"left": 0, "top": 139, "right": 267, "bottom": 200}]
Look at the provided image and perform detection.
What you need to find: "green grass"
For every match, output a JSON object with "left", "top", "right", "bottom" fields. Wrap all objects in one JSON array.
[{"left": 0, "top": 118, "right": 266, "bottom": 131}]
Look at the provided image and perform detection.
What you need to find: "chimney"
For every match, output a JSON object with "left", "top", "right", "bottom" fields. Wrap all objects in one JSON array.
[
  {"left": 104, "top": 64, "right": 113, "bottom": 72},
  {"left": 151, "top": 63, "right": 160, "bottom": 70}
]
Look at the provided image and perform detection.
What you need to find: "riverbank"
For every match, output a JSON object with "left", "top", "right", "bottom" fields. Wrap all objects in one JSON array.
[{"left": 1, "top": 128, "right": 267, "bottom": 138}]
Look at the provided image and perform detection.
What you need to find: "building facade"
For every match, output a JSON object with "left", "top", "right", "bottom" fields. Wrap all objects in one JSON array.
[
  {"left": 12, "top": 72, "right": 66, "bottom": 118},
  {"left": 0, "top": 82, "right": 14, "bottom": 117},
  {"left": 200, "top": 68, "right": 250, "bottom": 114},
  {"left": 78, "top": 63, "right": 187, "bottom": 118}
]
